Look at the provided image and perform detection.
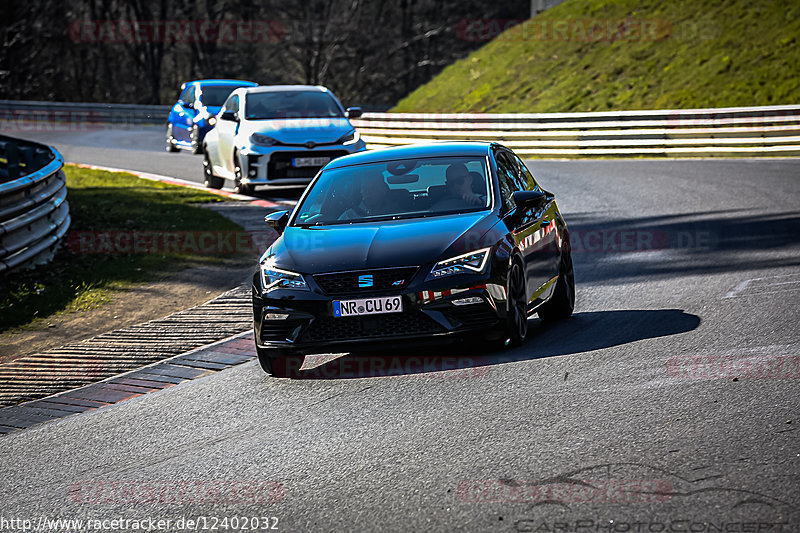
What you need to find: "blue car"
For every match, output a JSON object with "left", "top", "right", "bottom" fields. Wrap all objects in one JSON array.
[{"left": 166, "top": 79, "right": 257, "bottom": 154}]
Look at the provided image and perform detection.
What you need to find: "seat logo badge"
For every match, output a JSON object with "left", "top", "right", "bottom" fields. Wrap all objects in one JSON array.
[
  {"left": 358, "top": 275, "right": 374, "bottom": 288},
  {"left": 392, "top": 280, "right": 404, "bottom": 286}
]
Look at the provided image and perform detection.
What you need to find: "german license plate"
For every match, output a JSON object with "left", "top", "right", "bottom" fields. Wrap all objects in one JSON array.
[
  {"left": 292, "top": 156, "right": 330, "bottom": 167},
  {"left": 333, "top": 296, "right": 403, "bottom": 317}
]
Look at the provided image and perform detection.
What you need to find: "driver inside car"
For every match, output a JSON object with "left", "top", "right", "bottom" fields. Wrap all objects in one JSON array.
[{"left": 432, "top": 162, "right": 486, "bottom": 209}]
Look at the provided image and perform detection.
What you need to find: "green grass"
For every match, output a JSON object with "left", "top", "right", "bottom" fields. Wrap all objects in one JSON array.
[
  {"left": 394, "top": 0, "right": 800, "bottom": 113},
  {"left": 0, "top": 165, "right": 241, "bottom": 332}
]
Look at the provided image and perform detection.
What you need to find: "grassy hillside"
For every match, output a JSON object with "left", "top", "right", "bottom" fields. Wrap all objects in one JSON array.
[{"left": 394, "top": 0, "right": 800, "bottom": 113}]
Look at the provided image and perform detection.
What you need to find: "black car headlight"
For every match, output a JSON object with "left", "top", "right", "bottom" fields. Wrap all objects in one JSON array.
[
  {"left": 251, "top": 133, "right": 279, "bottom": 146},
  {"left": 426, "top": 247, "right": 491, "bottom": 280},
  {"left": 337, "top": 130, "right": 360, "bottom": 145},
  {"left": 260, "top": 265, "right": 309, "bottom": 291}
]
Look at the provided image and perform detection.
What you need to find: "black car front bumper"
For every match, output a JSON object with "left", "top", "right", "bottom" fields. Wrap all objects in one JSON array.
[{"left": 252, "top": 270, "right": 509, "bottom": 353}]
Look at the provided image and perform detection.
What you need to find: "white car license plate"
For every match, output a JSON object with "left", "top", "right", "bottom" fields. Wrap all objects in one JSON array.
[
  {"left": 292, "top": 156, "right": 330, "bottom": 167},
  {"left": 333, "top": 296, "right": 403, "bottom": 317}
]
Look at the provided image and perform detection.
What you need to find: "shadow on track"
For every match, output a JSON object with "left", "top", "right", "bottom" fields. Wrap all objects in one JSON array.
[
  {"left": 286, "top": 309, "right": 700, "bottom": 380},
  {"left": 566, "top": 210, "right": 800, "bottom": 283}
]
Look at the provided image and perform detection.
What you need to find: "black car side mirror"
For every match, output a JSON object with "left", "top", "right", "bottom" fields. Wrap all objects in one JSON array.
[
  {"left": 265, "top": 210, "right": 290, "bottom": 234},
  {"left": 220, "top": 110, "right": 238, "bottom": 122},
  {"left": 512, "top": 190, "right": 553, "bottom": 211},
  {"left": 345, "top": 107, "right": 363, "bottom": 119}
]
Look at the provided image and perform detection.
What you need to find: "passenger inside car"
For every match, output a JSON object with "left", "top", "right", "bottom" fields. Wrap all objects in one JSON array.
[{"left": 338, "top": 176, "right": 393, "bottom": 220}]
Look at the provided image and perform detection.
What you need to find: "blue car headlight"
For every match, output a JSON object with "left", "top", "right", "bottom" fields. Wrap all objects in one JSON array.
[
  {"left": 260, "top": 265, "right": 309, "bottom": 291},
  {"left": 426, "top": 247, "right": 491, "bottom": 280},
  {"left": 337, "top": 130, "right": 360, "bottom": 145},
  {"left": 251, "top": 133, "right": 279, "bottom": 146}
]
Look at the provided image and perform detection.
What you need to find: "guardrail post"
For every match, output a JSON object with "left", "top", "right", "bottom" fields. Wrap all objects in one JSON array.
[
  {"left": 18, "top": 146, "right": 35, "bottom": 176},
  {"left": 5, "top": 141, "right": 20, "bottom": 181}
]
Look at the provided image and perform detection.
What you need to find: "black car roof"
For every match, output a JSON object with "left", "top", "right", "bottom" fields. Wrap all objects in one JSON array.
[{"left": 326, "top": 142, "right": 496, "bottom": 169}]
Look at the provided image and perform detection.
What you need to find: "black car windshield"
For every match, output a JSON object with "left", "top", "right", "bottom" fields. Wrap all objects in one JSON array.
[
  {"left": 199, "top": 85, "right": 245, "bottom": 107},
  {"left": 245, "top": 91, "right": 343, "bottom": 120},
  {"left": 293, "top": 157, "right": 491, "bottom": 226}
]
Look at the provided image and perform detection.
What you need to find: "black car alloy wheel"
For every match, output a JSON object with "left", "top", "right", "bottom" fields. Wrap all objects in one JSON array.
[
  {"left": 256, "top": 347, "right": 304, "bottom": 378},
  {"left": 537, "top": 240, "right": 575, "bottom": 322},
  {"left": 504, "top": 260, "right": 528, "bottom": 346}
]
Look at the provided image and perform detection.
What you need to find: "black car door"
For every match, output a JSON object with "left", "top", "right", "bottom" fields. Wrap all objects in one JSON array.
[
  {"left": 512, "top": 153, "right": 561, "bottom": 294},
  {"left": 494, "top": 147, "right": 557, "bottom": 305}
]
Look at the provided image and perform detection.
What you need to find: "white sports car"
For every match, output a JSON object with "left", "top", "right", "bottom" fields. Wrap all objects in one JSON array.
[{"left": 203, "top": 85, "right": 367, "bottom": 194}]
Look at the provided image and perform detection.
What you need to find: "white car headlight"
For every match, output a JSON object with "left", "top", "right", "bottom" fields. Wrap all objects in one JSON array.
[
  {"left": 260, "top": 265, "right": 309, "bottom": 291},
  {"left": 426, "top": 247, "right": 491, "bottom": 280},
  {"left": 251, "top": 133, "right": 279, "bottom": 146},
  {"left": 337, "top": 130, "right": 360, "bottom": 145}
]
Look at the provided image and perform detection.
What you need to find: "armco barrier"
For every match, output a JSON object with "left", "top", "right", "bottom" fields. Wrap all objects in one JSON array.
[
  {"left": 0, "top": 99, "right": 170, "bottom": 129},
  {"left": 1, "top": 100, "right": 798, "bottom": 156},
  {"left": 350, "top": 104, "right": 800, "bottom": 157},
  {"left": 0, "top": 135, "right": 70, "bottom": 273}
]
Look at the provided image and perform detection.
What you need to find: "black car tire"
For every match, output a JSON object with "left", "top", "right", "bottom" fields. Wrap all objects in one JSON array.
[
  {"left": 501, "top": 260, "right": 528, "bottom": 347},
  {"left": 190, "top": 125, "right": 203, "bottom": 155},
  {"left": 256, "top": 346, "right": 304, "bottom": 378},
  {"left": 165, "top": 124, "right": 179, "bottom": 153},
  {"left": 537, "top": 246, "right": 575, "bottom": 322},
  {"left": 232, "top": 152, "right": 254, "bottom": 195},
  {"left": 202, "top": 151, "right": 224, "bottom": 189}
]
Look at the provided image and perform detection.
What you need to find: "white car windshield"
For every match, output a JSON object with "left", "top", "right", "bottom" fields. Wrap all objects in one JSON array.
[
  {"left": 245, "top": 91, "right": 343, "bottom": 120},
  {"left": 293, "top": 157, "right": 491, "bottom": 226}
]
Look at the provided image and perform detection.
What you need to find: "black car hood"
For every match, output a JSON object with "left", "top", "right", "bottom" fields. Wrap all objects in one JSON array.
[{"left": 268, "top": 211, "right": 499, "bottom": 273}]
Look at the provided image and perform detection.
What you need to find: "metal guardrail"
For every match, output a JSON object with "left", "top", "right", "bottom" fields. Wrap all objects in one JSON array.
[
  {"left": 1, "top": 100, "right": 797, "bottom": 156},
  {"left": 0, "top": 135, "right": 70, "bottom": 274},
  {"left": 351, "top": 105, "right": 800, "bottom": 157},
  {"left": 0, "top": 99, "right": 170, "bottom": 128}
]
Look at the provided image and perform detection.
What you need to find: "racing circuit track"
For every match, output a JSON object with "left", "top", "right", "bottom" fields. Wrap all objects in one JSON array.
[{"left": 2, "top": 125, "right": 799, "bottom": 530}]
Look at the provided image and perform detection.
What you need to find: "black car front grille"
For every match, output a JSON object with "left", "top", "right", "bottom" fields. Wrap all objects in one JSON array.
[
  {"left": 260, "top": 320, "right": 305, "bottom": 342},
  {"left": 313, "top": 267, "right": 418, "bottom": 297},
  {"left": 299, "top": 312, "right": 444, "bottom": 343},
  {"left": 446, "top": 304, "right": 499, "bottom": 328},
  {"left": 267, "top": 150, "right": 348, "bottom": 180}
]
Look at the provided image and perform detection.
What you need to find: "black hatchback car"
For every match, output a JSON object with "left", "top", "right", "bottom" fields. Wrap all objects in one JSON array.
[{"left": 253, "top": 142, "right": 574, "bottom": 376}]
